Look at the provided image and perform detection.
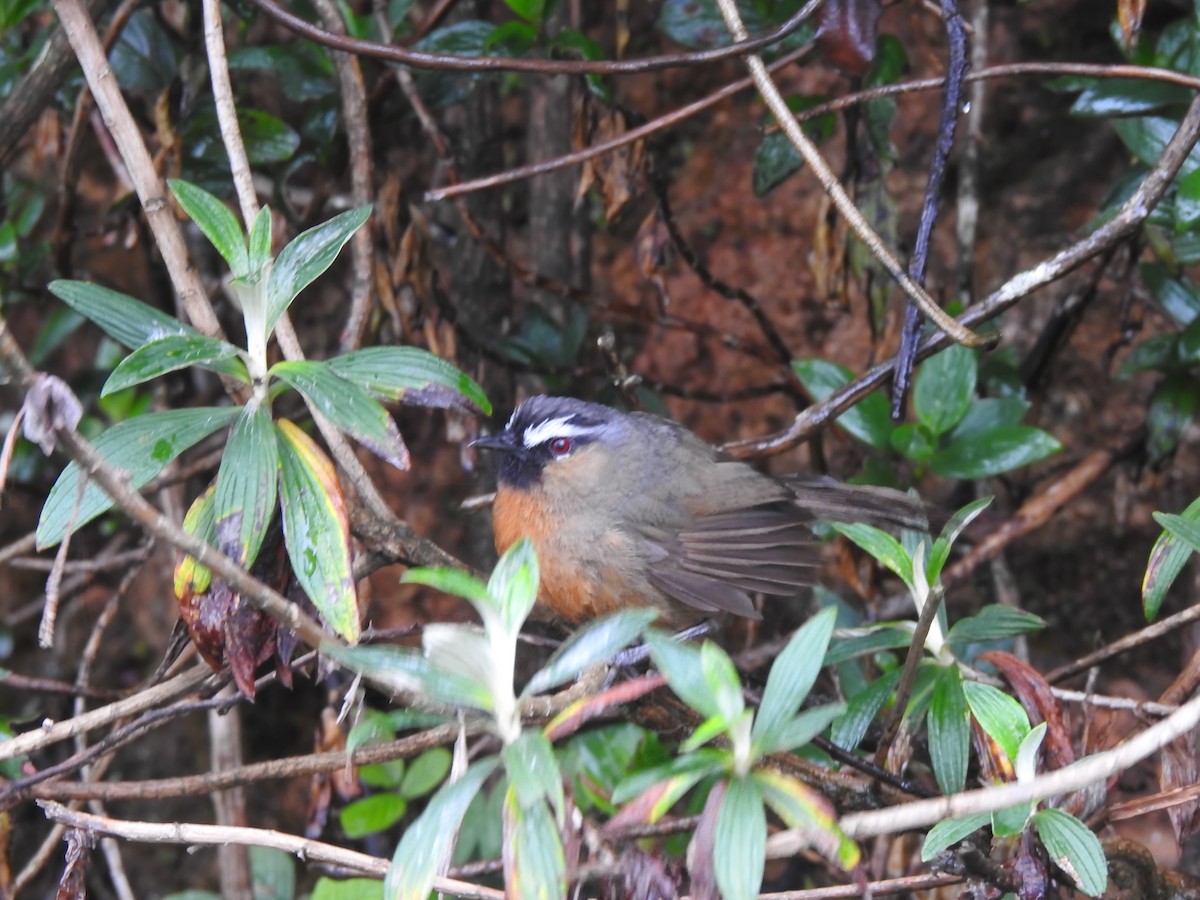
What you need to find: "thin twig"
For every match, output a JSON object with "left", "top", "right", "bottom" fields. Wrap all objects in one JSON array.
[
  {"left": 721, "top": 94, "right": 1200, "bottom": 458},
  {"left": 713, "top": 0, "right": 987, "bottom": 349},
  {"left": 38, "top": 801, "right": 505, "bottom": 900}
]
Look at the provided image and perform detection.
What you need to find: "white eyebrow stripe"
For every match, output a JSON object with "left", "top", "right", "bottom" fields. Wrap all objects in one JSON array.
[{"left": 522, "top": 416, "right": 598, "bottom": 449}]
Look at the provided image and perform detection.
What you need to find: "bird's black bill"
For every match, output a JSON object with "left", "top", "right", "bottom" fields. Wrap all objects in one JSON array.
[{"left": 470, "top": 433, "right": 519, "bottom": 453}]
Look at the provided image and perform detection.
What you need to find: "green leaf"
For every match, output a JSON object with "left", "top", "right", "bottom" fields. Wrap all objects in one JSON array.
[
  {"left": 37, "top": 407, "right": 240, "bottom": 549},
  {"left": 340, "top": 792, "right": 407, "bottom": 838},
  {"left": 927, "top": 496, "right": 994, "bottom": 583},
  {"left": 523, "top": 608, "right": 657, "bottom": 696},
  {"left": 325, "top": 640, "right": 491, "bottom": 710},
  {"left": 266, "top": 206, "right": 372, "bottom": 332},
  {"left": 503, "top": 0, "right": 545, "bottom": 25},
  {"left": 49, "top": 280, "right": 196, "bottom": 350},
  {"left": 701, "top": 642, "right": 744, "bottom": 724},
  {"left": 920, "top": 812, "right": 991, "bottom": 860},
  {"left": 400, "top": 748, "right": 452, "bottom": 799},
  {"left": 830, "top": 668, "right": 902, "bottom": 751},
  {"left": 946, "top": 605, "right": 1044, "bottom": 647},
  {"left": 311, "top": 878, "right": 384, "bottom": 900},
  {"left": 928, "top": 666, "right": 969, "bottom": 795},
  {"left": 755, "top": 769, "right": 860, "bottom": 870},
  {"left": 485, "top": 20, "right": 538, "bottom": 55},
  {"left": 211, "top": 403, "right": 278, "bottom": 568},
  {"left": 401, "top": 567, "right": 490, "bottom": 607},
  {"left": 503, "top": 730, "right": 563, "bottom": 816},
  {"left": 386, "top": 758, "right": 498, "bottom": 900},
  {"left": 1177, "top": 167, "right": 1200, "bottom": 230},
  {"left": 890, "top": 423, "right": 937, "bottom": 461},
  {"left": 1144, "top": 499, "right": 1200, "bottom": 619},
  {"left": 238, "top": 108, "right": 301, "bottom": 164},
  {"left": 249, "top": 845, "right": 295, "bottom": 900},
  {"left": 949, "top": 398, "right": 1031, "bottom": 440},
  {"left": 485, "top": 537, "right": 540, "bottom": 635},
  {"left": 825, "top": 624, "right": 914, "bottom": 665},
  {"left": 658, "top": 0, "right": 765, "bottom": 49},
  {"left": 1112, "top": 116, "right": 1200, "bottom": 179},
  {"left": 611, "top": 748, "right": 727, "bottom": 806},
  {"left": 753, "top": 607, "right": 837, "bottom": 748},
  {"left": 503, "top": 780, "right": 567, "bottom": 899},
  {"left": 913, "top": 345, "right": 976, "bottom": 436},
  {"left": 1147, "top": 375, "right": 1199, "bottom": 467},
  {"left": 762, "top": 703, "right": 845, "bottom": 754},
  {"left": 420, "top": 625, "right": 499, "bottom": 713},
  {"left": 832, "top": 523, "right": 913, "bottom": 590},
  {"left": 963, "top": 681, "right": 1030, "bottom": 765},
  {"left": 328, "top": 346, "right": 492, "bottom": 415},
  {"left": 791, "top": 359, "right": 893, "bottom": 449},
  {"left": 276, "top": 419, "right": 359, "bottom": 642},
  {"left": 108, "top": 10, "right": 177, "bottom": 94},
  {"left": 1033, "top": 808, "right": 1108, "bottom": 897},
  {"left": 1069, "top": 78, "right": 1190, "bottom": 117},
  {"left": 931, "top": 425, "right": 1061, "bottom": 479},
  {"left": 271, "top": 360, "right": 408, "bottom": 469},
  {"left": 247, "top": 206, "right": 273, "bottom": 278},
  {"left": 102, "top": 334, "right": 247, "bottom": 396},
  {"left": 752, "top": 96, "right": 837, "bottom": 196},
  {"left": 168, "top": 179, "right": 249, "bottom": 278},
  {"left": 714, "top": 778, "right": 766, "bottom": 900},
  {"left": 1140, "top": 264, "right": 1200, "bottom": 326},
  {"left": 645, "top": 631, "right": 718, "bottom": 719}
]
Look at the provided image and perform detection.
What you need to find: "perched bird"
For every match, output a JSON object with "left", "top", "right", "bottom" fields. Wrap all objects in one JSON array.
[{"left": 472, "top": 396, "right": 926, "bottom": 628}]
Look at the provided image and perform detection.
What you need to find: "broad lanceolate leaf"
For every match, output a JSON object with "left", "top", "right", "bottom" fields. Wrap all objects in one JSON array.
[
  {"left": 832, "top": 523, "right": 914, "bottom": 591},
  {"left": 962, "top": 680, "right": 1030, "bottom": 765},
  {"left": 755, "top": 768, "right": 861, "bottom": 869},
  {"left": 523, "top": 608, "right": 658, "bottom": 696},
  {"left": 645, "top": 631, "right": 718, "bottom": 720},
  {"left": 931, "top": 425, "right": 1062, "bottom": 479},
  {"left": 102, "top": 334, "right": 247, "bottom": 397},
  {"left": 168, "top": 179, "right": 250, "bottom": 278},
  {"left": 211, "top": 402, "right": 278, "bottom": 568},
  {"left": 701, "top": 642, "right": 744, "bottom": 724},
  {"left": 37, "top": 407, "right": 240, "bottom": 549},
  {"left": 486, "top": 537, "right": 539, "bottom": 635},
  {"left": 830, "top": 668, "right": 902, "bottom": 751},
  {"left": 174, "top": 485, "right": 217, "bottom": 599},
  {"left": 503, "top": 730, "right": 564, "bottom": 817},
  {"left": 762, "top": 703, "right": 845, "bottom": 754},
  {"left": 946, "top": 605, "right": 1045, "bottom": 647},
  {"left": 271, "top": 360, "right": 409, "bottom": 470},
  {"left": 920, "top": 812, "right": 991, "bottom": 861},
  {"left": 401, "top": 567, "right": 490, "bottom": 607},
  {"left": 49, "top": 280, "right": 196, "bottom": 350},
  {"left": 502, "top": 778, "right": 567, "bottom": 900},
  {"left": 275, "top": 418, "right": 359, "bottom": 642},
  {"left": 928, "top": 665, "right": 969, "bottom": 795},
  {"left": 328, "top": 346, "right": 492, "bottom": 415},
  {"left": 247, "top": 206, "right": 273, "bottom": 278},
  {"left": 753, "top": 607, "right": 837, "bottom": 749},
  {"left": 713, "top": 777, "right": 766, "bottom": 900},
  {"left": 927, "top": 496, "right": 993, "bottom": 583},
  {"left": 610, "top": 749, "right": 727, "bottom": 808},
  {"left": 1145, "top": 499, "right": 1200, "bottom": 619},
  {"left": 265, "top": 205, "right": 372, "bottom": 332},
  {"left": 1032, "top": 808, "right": 1108, "bottom": 897},
  {"left": 791, "top": 359, "right": 893, "bottom": 449},
  {"left": 386, "top": 758, "right": 498, "bottom": 900},
  {"left": 914, "top": 345, "right": 976, "bottom": 436},
  {"left": 324, "top": 639, "right": 490, "bottom": 710}
]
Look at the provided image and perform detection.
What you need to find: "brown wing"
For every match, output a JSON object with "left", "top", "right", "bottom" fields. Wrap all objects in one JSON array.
[
  {"left": 643, "top": 507, "right": 820, "bottom": 619},
  {"left": 785, "top": 477, "right": 929, "bottom": 531}
]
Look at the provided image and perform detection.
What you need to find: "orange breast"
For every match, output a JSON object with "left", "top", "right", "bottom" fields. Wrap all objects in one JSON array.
[{"left": 492, "top": 487, "right": 659, "bottom": 623}]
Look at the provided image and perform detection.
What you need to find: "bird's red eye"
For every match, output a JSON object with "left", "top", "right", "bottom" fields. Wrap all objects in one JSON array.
[{"left": 549, "top": 436, "right": 573, "bottom": 456}]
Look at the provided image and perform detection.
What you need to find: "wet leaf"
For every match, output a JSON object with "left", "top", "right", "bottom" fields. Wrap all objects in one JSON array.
[
  {"left": 1032, "top": 808, "right": 1107, "bottom": 896},
  {"left": 963, "top": 681, "right": 1029, "bottom": 766},
  {"left": 713, "top": 777, "right": 766, "bottom": 900},
  {"left": 327, "top": 347, "right": 491, "bottom": 415},
  {"left": 931, "top": 425, "right": 1062, "bottom": 479},
  {"left": 49, "top": 280, "right": 195, "bottom": 350},
  {"left": 266, "top": 206, "right": 372, "bottom": 332},
  {"left": 102, "top": 334, "right": 247, "bottom": 396},
  {"left": 929, "top": 665, "right": 969, "bottom": 794},
  {"left": 791, "top": 359, "right": 893, "bottom": 449},
  {"left": 272, "top": 360, "right": 408, "bottom": 469},
  {"left": 168, "top": 180, "right": 249, "bottom": 277},
  {"left": 211, "top": 402, "right": 279, "bottom": 568},
  {"left": 275, "top": 419, "right": 359, "bottom": 643},
  {"left": 38, "top": 407, "right": 240, "bottom": 549},
  {"left": 914, "top": 345, "right": 976, "bottom": 436}
]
